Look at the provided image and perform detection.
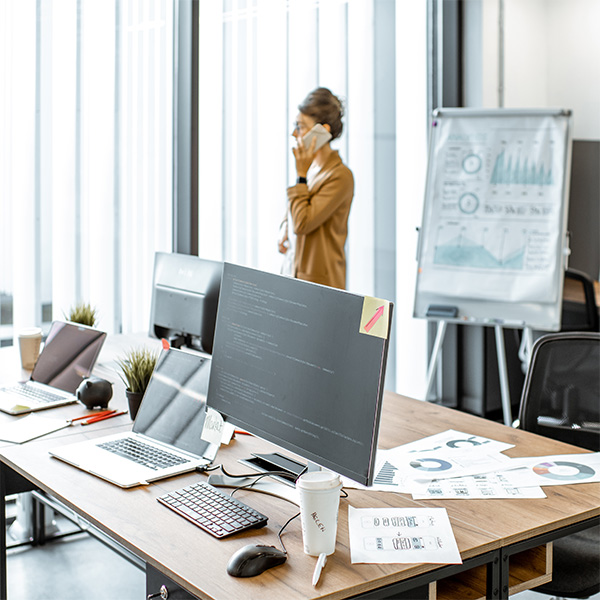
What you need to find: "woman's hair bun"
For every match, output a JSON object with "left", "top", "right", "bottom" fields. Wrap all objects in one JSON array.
[{"left": 298, "top": 87, "right": 345, "bottom": 140}]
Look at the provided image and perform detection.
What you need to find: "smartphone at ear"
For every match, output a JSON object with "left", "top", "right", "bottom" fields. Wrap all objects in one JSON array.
[{"left": 302, "top": 124, "right": 332, "bottom": 152}]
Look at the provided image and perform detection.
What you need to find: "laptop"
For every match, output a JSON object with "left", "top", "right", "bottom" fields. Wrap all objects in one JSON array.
[
  {"left": 0, "top": 321, "right": 107, "bottom": 415},
  {"left": 49, "top": 348, "right": 219, "bottom": 488}
]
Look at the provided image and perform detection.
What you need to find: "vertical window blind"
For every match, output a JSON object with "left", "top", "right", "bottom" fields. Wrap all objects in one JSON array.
[{"left": 0, "top": 0, "right": 174, "bottom": 341}]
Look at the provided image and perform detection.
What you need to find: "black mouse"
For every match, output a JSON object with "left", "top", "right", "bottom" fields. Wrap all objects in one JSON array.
[{"left": 226, "top": 544, "right": 287, "bottom": 577}]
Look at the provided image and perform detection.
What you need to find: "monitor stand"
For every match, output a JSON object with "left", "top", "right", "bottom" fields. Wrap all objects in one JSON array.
[{"left": 207, "top": 453, "right": 318, "bottom": 507}]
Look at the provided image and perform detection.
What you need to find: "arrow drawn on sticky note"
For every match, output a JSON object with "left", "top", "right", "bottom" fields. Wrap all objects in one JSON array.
[{"left": 364, "top": 306, "right": 384, "bottom": 333}]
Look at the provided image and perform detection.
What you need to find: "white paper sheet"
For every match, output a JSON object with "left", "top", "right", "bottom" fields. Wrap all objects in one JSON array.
[
  {"left": 408, "top": 471, "right": 546, "bottom": 499},
  {"left": 348, "top": 506, "right": 462, "bottom": 564},
  {"left": 389, "top": 429, "right": 515, "bottom": 455},
  {"left": 503, "top": 453, "right": 600, "bottom": 486},
  {"left": 342, "top": 430, "right": 516, "bottom": 493},
  {"left": 0, "top": 414, "right": 69, "bottom": 444}
]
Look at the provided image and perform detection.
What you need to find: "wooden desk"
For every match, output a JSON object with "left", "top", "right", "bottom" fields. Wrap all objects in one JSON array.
[
  {"left": 1, "top": 342, "right": 599, "bottom": 600},
  {"left": 563, "top": 276, "right": 600, "bottom": 306}
]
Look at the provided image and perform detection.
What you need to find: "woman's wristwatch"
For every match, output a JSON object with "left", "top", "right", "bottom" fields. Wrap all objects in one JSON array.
[{"left": 297, "top": 176, "right": 307, "bottom": 184}]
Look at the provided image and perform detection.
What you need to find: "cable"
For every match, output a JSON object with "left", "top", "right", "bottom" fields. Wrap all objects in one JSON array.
[
  {"left": 229, "top": 470, "right": 297, "bottom": 497},
  {"left": 195, "top": 463, "right": 222, "bottom": 473},
  {"left": 219, "top": 466, "right": 302, "bottom": 554},
  {"left": 220, "top": 464, "right": 302, "bottom": 483},
  {"left": 277, "top": 511, "right": 300, "bottom": 555}
]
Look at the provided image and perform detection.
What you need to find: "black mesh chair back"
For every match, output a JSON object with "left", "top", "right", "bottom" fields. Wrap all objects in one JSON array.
[
  {"left": 518, "top": 331, "right": 600, "bottom": 599},
  {"left": 518, "top": 331, "right": 600, "bottom": 452}
]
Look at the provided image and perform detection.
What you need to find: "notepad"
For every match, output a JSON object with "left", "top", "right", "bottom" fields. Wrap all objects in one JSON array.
[{"left": 0, "top": 414, "right": 69, "bottom": 444}]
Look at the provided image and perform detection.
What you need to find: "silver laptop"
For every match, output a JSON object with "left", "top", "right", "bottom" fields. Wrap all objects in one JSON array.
[
  {"left": 0, "top": 321, "right": 107, "bottom": 415},
  {"left": 49, "top": 348, "right": 219, "bottom": 488}
]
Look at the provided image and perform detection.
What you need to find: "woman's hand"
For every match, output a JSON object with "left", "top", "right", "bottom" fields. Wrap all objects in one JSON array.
[
  {"left": 292, "top": 134, "right": 317, "bottom": 178},
  {"left": 278, "top": 225, "right": 289, "bottom": 254}
]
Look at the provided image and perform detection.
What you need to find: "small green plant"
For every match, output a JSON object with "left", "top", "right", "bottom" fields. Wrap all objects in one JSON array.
[
  {"left": 116, "top": 347, "right": 159, "bottom": 394},
  {"left": 65, "top": 302, "right": 98, "bottom": 327}
]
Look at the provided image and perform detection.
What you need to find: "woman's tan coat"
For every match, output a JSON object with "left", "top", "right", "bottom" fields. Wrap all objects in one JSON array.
[{"left": 287, "top": 151, "right": 354, "bottom": 289}]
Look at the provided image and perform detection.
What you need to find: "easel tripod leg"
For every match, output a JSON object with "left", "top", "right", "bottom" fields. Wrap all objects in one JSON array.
[
  {"left": 494, "top": 325, "right": 513, "bottom": 426},
  {"left": 424, "top": 320, "right": 448, "bottom": 402}
]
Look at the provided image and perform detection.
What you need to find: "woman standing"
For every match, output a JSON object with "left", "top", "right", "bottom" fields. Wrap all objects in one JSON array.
[{"left": 278, "top": 88, "right": 354, "bottom": 289}]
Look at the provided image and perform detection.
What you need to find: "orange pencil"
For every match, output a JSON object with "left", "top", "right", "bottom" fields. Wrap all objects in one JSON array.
[
  {"left": 70, "top": 410, "right": 115, "bottom": 423},
  {"left": 82, "top": 410, "right": 127, "bottom": 425}
]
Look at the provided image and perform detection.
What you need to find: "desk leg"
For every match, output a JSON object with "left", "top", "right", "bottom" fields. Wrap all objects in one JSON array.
[
  {"left": 0, "top": 464, "right": 8, "bottom": 600},
  {"left": 486, "top": 553, "right": 501, "bottom": 599}
]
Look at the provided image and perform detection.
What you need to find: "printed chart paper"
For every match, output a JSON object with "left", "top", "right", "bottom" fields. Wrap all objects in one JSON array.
[
  {"left": 349, "top": 506, "right": 462, "bottom": 564},
  {"left": 390, "top": 429, "right": 515, "bottom": 455},
  {"left": 342, "top": 430, "right": 516, "bottom": 493},
  {"left": 408, "top": 471, "right": 546, "bottom": 499},
  {"left": 506, "top": 453, "right": 600, "bottom": 486}
]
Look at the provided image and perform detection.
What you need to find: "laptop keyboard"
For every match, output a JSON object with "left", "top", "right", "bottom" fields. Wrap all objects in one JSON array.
[
  {"left": 4, "top": 384, "right": 67, "bottom": 404},
  {"left": 157, "top": 481, "right": 268, "bottom": 538},
  {"left": 97, "top": 438, "right": 191, "bottom": 471}
]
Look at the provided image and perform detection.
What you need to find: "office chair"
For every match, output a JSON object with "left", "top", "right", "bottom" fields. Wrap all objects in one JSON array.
[
  {"left": 517, "top": 331, "right": 600, "bottom": 599},
  {"left": 561, "top": 268, "right": 599, "bottom": 332}
]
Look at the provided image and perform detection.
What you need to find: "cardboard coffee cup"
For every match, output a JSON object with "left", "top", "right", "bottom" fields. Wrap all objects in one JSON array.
[
  {"left": 296, "top": 470, "right": 342, "bottom": 556},
  {"left": 18, "top": 327, "right": 43, "bottom": 370}
]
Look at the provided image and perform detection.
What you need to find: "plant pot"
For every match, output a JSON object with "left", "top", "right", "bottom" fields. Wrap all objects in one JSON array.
[{"left": 126, "top": 389, "right": 144, "bottom": 421}]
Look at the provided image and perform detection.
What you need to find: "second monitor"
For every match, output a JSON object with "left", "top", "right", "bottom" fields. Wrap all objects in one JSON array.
[
  {"left": 149, "top": 252, "right": 222, "bottom": 354},
  {"left": 207, "top": 263, "right": 393, "bottom": 487}
]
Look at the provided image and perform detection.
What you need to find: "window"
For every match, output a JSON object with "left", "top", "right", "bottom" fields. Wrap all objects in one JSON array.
[
  {"left": 0, "top": 0, "right": 174, "bottom": 341},
  {"left": 197, "top": 0, "right": 429, "bottom": 395}
]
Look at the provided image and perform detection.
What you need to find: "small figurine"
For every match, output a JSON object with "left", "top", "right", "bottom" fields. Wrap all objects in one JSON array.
[{"left": 76, "top": 376, "right": 113, "bottom": 409}]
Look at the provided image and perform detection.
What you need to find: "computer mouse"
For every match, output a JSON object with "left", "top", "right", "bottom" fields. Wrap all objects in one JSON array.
[{"left": 226, "top": 544, "right": 287, "bottom": 577}]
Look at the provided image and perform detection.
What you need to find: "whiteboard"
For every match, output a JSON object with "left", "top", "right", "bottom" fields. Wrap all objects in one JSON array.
[{"left": 414, "top": 108, "right": 572, "bottom": 331}]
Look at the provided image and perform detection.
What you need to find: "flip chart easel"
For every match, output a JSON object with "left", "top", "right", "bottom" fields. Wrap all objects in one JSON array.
[
  {"left": 424, "top": 320, "right": 516, "bottom": 425},
  {"left": 416, "top": 108, "right": 572, "bottom": 426}
]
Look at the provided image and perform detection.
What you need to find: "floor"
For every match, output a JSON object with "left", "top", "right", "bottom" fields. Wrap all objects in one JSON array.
[
  {"left": 7, "top": 533, "right": 145, "bottom": 600},
  {"left": 6, "top": 503, "right": 145, "bottom": 600},
  {"left": 5, "top": 504, "right": 600, "bottom": 600}
]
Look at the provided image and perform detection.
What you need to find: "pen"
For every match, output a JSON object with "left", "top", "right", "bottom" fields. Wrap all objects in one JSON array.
[
  {"left": 70, "top": 410, "right": 115, "bottom": 423},
  {"left": 312, "top": 552, "right": 327, "bottom": 587},
  {"left": 82, "top": 410, "right": 127, "bottom": 425}
]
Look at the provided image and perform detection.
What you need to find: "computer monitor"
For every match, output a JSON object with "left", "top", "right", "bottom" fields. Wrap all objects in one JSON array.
[
  {"left": 207, "top": 263, "right": 393, "bottom": 487},
  {"left": 149, "top": 252, "right": 223, "bottom": 354}
]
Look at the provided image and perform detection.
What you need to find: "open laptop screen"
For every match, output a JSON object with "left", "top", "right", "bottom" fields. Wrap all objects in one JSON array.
[
  {"left": 31, "top": 321, "right": 107, "bottom": 393},
  {"left": 132, "top": 349, "right": 213, "bottom": 457}
]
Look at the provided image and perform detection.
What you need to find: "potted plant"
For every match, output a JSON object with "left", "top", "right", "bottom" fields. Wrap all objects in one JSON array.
[
  {"left": 64, "top": 302, "right": 98, "bottom": 327},
  {"left": 116, "top": 347, "right": 159, "bottom": 420}
]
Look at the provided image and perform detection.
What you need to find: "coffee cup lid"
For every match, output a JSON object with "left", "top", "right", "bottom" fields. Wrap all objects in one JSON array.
[
  {"left": 19, "top": 327, "right": 42, "bottom": 338},
  {"left": 296, "top": 470, "right": 341, "bottom": 491}
]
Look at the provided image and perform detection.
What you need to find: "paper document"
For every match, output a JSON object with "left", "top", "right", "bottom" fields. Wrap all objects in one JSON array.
[
  {"left": 0, "top": 414, "right": 70, "bottom": 444},
  {"left": 506, "top": 453, "right": 600, "bottom": 486},
  {"left": 408, "top": 471, "right": 546, "bottom": 499},
  {"left": 348, "top": 506, "right": 462, "bottom": 564},
  {"left": 342, "top": 430, "right": 516, "bottom": 493},
  {"left": 390, "top": 429, "right": 515, "bottom": 455}
]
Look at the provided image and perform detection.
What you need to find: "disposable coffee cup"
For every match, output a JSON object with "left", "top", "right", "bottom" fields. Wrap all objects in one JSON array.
[
  {"left": 296, "top": 470, "right": 342, "bottom": 556},
  {"left": 18, "top": 327, "right": 43, "bottom": 370}
]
